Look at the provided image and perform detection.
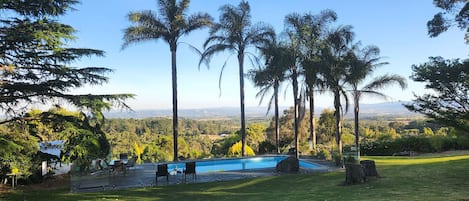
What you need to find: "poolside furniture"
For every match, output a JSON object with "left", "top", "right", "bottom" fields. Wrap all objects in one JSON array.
[
  {"left": 156, "top": 164, "right": 169, "bottom": 183},
  {"left": 119, "top": 153, "right": 128, "bottom": 160},
  {"left": 126, "top": 156, "right": 137, "bottom": 171},
  {"left": 184, "top": 161, "right": 196, "bottom": 182},
  {"left": 109, "top": 160, "right": 127, "bottom": 175}
]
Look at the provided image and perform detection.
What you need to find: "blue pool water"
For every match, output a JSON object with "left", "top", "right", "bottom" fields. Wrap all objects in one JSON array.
[{"left": 166, "top": 156, "right": 320, "bottom": 173}]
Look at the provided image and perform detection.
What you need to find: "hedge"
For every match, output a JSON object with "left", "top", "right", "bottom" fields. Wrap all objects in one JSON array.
[{"left": 360, "top": 136, "right": 469, "bottom": 156}]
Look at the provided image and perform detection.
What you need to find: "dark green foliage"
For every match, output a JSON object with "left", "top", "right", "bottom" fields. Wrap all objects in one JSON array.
[
  {"left": 0, "top": 0, "right": 133, "bottom": 121},
  {"left": 258, "top": 140, "right": 276, "bottom": 154},
  {"left": 0, "top": 0, "right": 132, "bottom": 180},
  {"left": 405, "top": 57, "right": 469, "bottom": 133},
  {"left": 360, "top": 136, "right": 469, "bottom": 156},
  {"left": 427, "top": 0, "right": 469, "bottom": 42},
  {"left": 0, "top": 124, "right": 38, "bottom": 181},
  {"left": 1, "top": 0, "right": 79, "bottom": 17}
]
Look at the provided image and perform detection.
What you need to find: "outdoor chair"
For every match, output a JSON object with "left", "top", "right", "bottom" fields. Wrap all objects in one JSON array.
[
  {"left": 184, "top": 161, "right": 196, "bottom": 182},
  {"left": 126, "top": 156, "right": 137, "bottom": 171},
  {"left": 111, "top": 160, "right": 126, "bottom": 175},
  {"left": 156, "top": 164, "right": 169, "bottom": 183},
  {"left": 119, "top": 153, "right": 128, "bottom": 160}
]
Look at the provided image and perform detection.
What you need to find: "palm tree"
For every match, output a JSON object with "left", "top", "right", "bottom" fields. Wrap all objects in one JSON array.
[
  {"left": 318, "top": 25, "right": 355, "bottom": 157},
  {"left": 122, "top": 0, "right": 212, "bottom": 161},
  {"left": 284, "top": 11, "right": 337, "bottom": 158},
  {"left": 283, "top": 17, "right": 306, "bottom": 158},
  {"left": 249, "top": 37, "right": 289, "bottom": 154},
  {"left": 345, "top": 45, "right": 407, "bottom": 160},
  {"left": 293, "top": 10, "right": 337, "bottom": 152},
  {"left": 201, "top": 1, "right": 274, "bottom": 156}
]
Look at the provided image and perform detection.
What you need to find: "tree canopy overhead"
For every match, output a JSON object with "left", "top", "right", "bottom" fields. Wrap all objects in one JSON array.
[
  {"left": 427, "top": 0, "right": 469, "bottom": 42},
  {"left": 0, "top": 0, "right": 133, "bottom": 123}
]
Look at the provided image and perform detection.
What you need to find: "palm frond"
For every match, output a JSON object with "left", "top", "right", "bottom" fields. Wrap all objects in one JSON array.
[
  {"left": 363, "top": 74, "right": 408, "bottom": 91},
  {"left": 122, "top": 11, "right": 168, "bottom": 49},
  {"left": 217, "top": 54, "right": 234, "bottom": 96},
  {"left": 184, "top": 12, "right": 213, "bottom": 35},
  {"left": 200, "top": 43, "right": 234, "bottom": 68},
  {"left": 358, "top": 90, "right": 389, "bottom": 100},
  {"left": 203, "top": 34, "right": 229, "bottom": 48}
]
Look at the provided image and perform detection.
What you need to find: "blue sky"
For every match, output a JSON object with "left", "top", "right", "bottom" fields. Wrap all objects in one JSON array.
[{"left": 62, "top": 0, "right": 468, "bottom": 110}]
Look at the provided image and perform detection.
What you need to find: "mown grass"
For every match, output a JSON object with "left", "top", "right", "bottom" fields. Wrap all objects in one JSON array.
[{"left": 2, "top": 152, "right": 469, "bottom": 201}]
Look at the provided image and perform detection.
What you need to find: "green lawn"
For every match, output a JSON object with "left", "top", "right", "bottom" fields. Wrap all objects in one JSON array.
[{"left": 3, "top": 152, "right": 469, "bottom": 201}]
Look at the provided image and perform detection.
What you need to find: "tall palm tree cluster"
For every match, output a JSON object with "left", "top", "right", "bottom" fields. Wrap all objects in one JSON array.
[
  {"left": 123, "top": 0, "right": 406, "bottom": 161},
  {"left": 251, "top": 10, "right": 407, "bottom": 159}
]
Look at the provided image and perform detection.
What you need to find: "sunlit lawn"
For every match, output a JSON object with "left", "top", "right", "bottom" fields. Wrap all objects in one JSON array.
[{"left": 3, "top": 151, "right": 469, "bottom": 201}]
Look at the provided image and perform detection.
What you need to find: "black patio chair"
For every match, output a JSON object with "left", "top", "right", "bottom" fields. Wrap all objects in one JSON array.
[
  {"left": 184, "top": 161, "right": 196, "bottom": 182},
  {"left": 111, "top": 160, "right": 127, "bottom": 175},
  {"left": 126, "top": 156, "right": 137, "bottom": 171},
  {"left": 156, "top": 164, "right": 169, "bottom": 183},
  {"left": 119, "top": 153, "right": 128, "bottom": 160}
]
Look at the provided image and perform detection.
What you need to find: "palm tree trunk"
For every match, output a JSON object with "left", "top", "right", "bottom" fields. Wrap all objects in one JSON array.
[
  {"left": 309, "top": 91, "right": 316, "bottom": 152},
  {"left": 292, "top": 68, "right": 299, "bottom": 159},
  {"left": 238, "top": 53, "right": 246, "bottom": 157},
  {"left": 170, "top": 44, "right": 179, "bottom": 161},
  {"left": 334, "top": 89, "right": 342, "bottom": 156},
  {"left": 274, "top": 82, "right": 280, "bottom": 154},
  {"left": 354, "top": 92, "right": 360, "bottom": 161}
]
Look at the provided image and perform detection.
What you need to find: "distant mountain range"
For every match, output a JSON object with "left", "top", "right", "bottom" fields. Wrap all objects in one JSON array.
[{"left": 104, "top": 102, "right": 417, "bottom": 119}]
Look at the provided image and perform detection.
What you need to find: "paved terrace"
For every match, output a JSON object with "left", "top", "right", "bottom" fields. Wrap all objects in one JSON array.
[{"left": 70, "top": 159, "right": 336, "bottom": 193}]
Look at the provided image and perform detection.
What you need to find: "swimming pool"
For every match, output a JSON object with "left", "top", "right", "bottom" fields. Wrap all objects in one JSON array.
[{"left": 166, "top": 156, "right": 321, "bottom": 173}]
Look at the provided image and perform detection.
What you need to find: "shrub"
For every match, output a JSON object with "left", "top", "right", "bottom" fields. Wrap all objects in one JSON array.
[
  {"left": 258, "top": 141, "right": 276, "bottom": 154},
  {"left": 455, "top": 136, "right": 469, "bottom": 149},
  {"left": 227, "top": 141, "right": 255, "bottom": 157},
  {"left": 429, "top": 136, "right": 444, "bottom": 152},
  {"left": 361, "top": 135, "right": 469, "bottom": 156},
  {"left": 317, "top": 147, "right": 332, "bottom": 161}
]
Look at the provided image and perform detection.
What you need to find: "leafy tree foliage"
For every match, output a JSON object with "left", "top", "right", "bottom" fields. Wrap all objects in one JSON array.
[
  {"left": 25, "top": 108, "right": 110, "bottom": 171},
  {"left": 0, "top": 123, "right": 38, "bottom": 180},
  {"left": 0, "top": 0, "right": 132, "bottom": 121},
  {"left": 0, "top": 0, "right": 132, "bottom": 178},
  {"left": 245, "top": 123, "right": 267, "bottom": 152},
  {"left": 427, "top": 0, "right": 469, "bottom": 42},
  {"left": 405, "top": 57, "right": 469, "bottom": 133},
  {"left": 317, "top": 109, "right": 336, "bottom": 144},
  {"left": 265, "top": 107, "right": 313, "bottom": 153}
]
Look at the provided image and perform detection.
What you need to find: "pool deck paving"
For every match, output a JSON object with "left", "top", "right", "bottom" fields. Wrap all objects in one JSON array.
[{"left": 70, "top": 159, "right": 337, "bottom": 193}]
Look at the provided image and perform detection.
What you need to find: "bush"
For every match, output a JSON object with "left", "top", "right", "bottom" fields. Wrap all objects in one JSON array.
[
  {"left": 258, "top": 141, "right": 276, "bottom": 154},
  {"left": 227, "top": 141, "right": 255, "bottom": 157},
  {"left": 429, "top": 136, "right": 444, "bottom": 152},
  {"left": 317, "top": 147, "right": 332, "bottom": 161},
  {"left": 361, "top": 135, "right": 469, "bottom": 156},
  {"left": 456, "top": 136, "right": 469, "bottom": 149}
]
